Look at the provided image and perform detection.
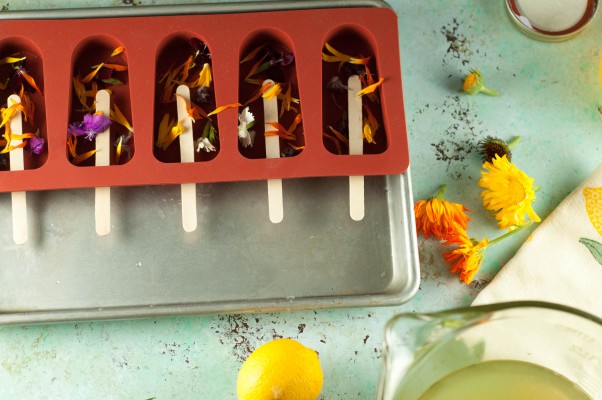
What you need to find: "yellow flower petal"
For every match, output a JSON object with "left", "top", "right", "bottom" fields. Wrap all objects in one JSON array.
[
  {"left": 0, "top": 56, "right": 26, "bottom": 66},
  {"left": 110, "top": 103, "right": 134, "bottom": 132},
  {"left": 262, "top": 83, "right": 282, "bottom": 100}
]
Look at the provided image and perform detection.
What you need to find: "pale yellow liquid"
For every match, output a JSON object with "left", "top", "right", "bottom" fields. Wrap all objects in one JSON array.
[{"left": 416, "top": 360, "right": 592, "bottom": 400}]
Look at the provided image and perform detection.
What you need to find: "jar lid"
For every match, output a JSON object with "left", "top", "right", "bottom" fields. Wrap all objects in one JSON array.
[{"left": 506, "top": 0, "right": 598, "bottom": 41}]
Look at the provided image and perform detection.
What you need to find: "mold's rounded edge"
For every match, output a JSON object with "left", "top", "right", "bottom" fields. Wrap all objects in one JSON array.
[
  {"left": 68, "top": 34, "right": 134, "bottom": 168},
  {"left": 0, "top": 35, "right": 49, "bottom": 171},
  {"left": 153, "top": 31, "right": 222, "bottom": 164},
  {"left": 320, "top": 23, "right": 389, "bottom": 156},
  {"left": 237, "top": 27, "right": 305, "bottom": 160}
]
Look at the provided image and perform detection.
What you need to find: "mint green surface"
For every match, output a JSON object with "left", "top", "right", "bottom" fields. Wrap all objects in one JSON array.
[{"left": 0, "top": 0, "right": 601, "bottom": 398}]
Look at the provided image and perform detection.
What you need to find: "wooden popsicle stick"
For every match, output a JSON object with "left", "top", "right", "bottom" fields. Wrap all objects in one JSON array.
[
  {"left": 8, "top": 94, "right": 27, "bottom": 244},
  {"left": 348, "top": 75, "right": 365, "bottom": 221},
  {"left": 95, "top": 90, "right": 111, "bottom": 236},
  {"left": 263, "top": 79, "right": 283, "bottom": 224},
  {"left": 176, "top": 85, "right": 197, "bottom": 233}
]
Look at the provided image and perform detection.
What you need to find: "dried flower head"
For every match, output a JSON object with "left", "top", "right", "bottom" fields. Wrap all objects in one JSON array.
[
  {"left": 478, "top": 154, "right": 540, "bottom": 230},
  {"left": 462, "top": 69, "right": 498, "bottom": 96},
  {"left": 479, "top": 136, "right": 521, "bottom": 163}
]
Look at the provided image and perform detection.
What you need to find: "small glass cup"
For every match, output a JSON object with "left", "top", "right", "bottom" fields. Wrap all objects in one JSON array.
[
  {"left": 378, "top": 301, "right": 602, "bottom": 399},
  {"left": 505, "top": 0, "right": 598, "bottom": 41}
]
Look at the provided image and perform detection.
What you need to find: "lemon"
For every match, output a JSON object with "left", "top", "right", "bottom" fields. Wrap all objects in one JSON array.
[
  {"left": 237, "top": 338, "right": 323, "bottom": 400},
  {"left": 584, "top": 187, "right": 602, "bottom": 236}
]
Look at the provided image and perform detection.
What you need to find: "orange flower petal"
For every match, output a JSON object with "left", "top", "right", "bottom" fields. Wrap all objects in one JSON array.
[
  {"left": 81, "top": 63, "right": 104, "bottom": 83},
  {"left": 111, "top": 46, "right": 125, "bottom": 57},
  {"left": 208, "top": 103, "right": 242, "bottom": 116},
  {"left": 356, "top": 77, "right": 384, "bottom": 98}
]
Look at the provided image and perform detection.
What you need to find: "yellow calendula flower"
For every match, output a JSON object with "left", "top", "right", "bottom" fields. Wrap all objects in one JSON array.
[
  {"left": 478, "top": 154, "right": 540, "bottom": 230},
  {"left": 462, "top": 69, "right": 498, "bottom": 96}
]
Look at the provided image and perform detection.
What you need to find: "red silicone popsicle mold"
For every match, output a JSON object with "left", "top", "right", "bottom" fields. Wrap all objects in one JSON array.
[{"left": 0, "top": 6, "right": 408, "bottom": 193}]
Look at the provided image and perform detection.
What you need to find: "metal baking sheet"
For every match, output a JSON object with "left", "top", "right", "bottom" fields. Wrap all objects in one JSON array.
[
  {"left": 0, "top": 173, "right": 419, "bottom": 324},
  {"left": 0, "top": 1, "right": 419, "bottom": 324}
]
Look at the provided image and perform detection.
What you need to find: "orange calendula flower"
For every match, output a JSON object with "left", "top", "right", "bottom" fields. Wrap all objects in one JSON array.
[
  {"left": 322, "top": 43, "right": 370, "bottom": 65},
  {"left": 478, "top": 154, "right": 540, "bottom": 230},
  {"left": 414, "top": 184, "right": 471, "bottom": 240},
  {"left": 443, "top": 228, "right": 489, "bottom": 284}
]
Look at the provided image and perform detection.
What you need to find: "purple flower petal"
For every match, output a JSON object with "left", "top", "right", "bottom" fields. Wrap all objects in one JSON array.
[
  {"left": 68, "top": 113, "right": 111, "bottom": 141},
  {"left": 280, "top": 53, "right": 295, "bottom": 66},
  {"left": 26, "top": 136, "right": 45, "bottom": 155}
]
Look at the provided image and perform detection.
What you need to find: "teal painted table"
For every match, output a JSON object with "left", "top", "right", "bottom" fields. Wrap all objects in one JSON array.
[{"left": 0, "top": 0, "right": 600, "bottom": 398}]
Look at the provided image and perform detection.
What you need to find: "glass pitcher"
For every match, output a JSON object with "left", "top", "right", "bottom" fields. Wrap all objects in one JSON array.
[{"left": 378, "top": 301, "right": 602, "bottom": 400}]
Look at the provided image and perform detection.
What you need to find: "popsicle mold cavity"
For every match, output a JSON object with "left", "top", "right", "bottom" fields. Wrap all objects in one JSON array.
[
  {"left": 153, "top": 33, "right": 219, "bottom": 163},
  {"left": 238, "top": 29, "right": 304, "bottom": 159},
  {"left": 0, "top": 36, "right": 47, "bottom": 171},
  {"left": 322, "top": 26, "right": 388, "bottom": 155},
  {"left": 69, "top": 35, "right": 134, "bottom": 167}
]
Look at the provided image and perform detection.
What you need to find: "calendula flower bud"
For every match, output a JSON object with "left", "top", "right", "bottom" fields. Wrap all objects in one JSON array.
[{"left": 462, "top": 69, "right": 498, "bottom": 96}]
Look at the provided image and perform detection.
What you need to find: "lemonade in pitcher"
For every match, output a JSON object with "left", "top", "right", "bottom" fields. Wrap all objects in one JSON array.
[{"left": 416, "top": 360, "right": 591, "bottom": 400}]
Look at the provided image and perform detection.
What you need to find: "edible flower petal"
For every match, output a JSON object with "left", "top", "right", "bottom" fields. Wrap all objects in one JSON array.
[
  {"left": 321, "top": 43, "right": 371, "bottom": 65},
  {"left": 356, "top": 77, "right": 384, "bottom": 98},
  {"left": 195, "top": 137, "right": 216, "bottom": 153},
  {"left": 262, "top": 83, "right": 282, "bottom": 100},
  {"left": 238, "top": 106, "right": 256, "bottom": 148},
  {"left": 111, "top": 46, "right": 125, "bottom": 57},
  {"left": 208, "top": 102, "right": 241, "bottom": 116},
  {"left": 68, "top": 112, "right": 111, "bottom": 141}
]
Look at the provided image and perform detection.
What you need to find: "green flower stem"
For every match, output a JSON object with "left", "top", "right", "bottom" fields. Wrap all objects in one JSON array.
[
  {"left": 433, "top": 184, "right": 447, "bottom": 199},
  {"left": 480, "top": 86, "right": 499, "bottom": 96},
  {"left": 487, "top": 220, "right": 534, "bottom": 247},
  {"left": 507, "top": 136, "right": 521, "bottom": 149}
]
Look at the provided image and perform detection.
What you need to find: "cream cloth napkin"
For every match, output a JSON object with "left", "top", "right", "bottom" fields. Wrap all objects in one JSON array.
[{"left": 473, "top": 162, "right": 602, "bottom": 318}]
